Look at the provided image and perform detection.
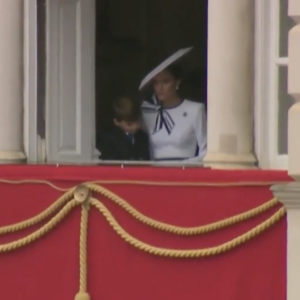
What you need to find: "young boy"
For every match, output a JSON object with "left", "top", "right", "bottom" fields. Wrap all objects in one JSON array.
[{"left": 97, "top": 95, "right": 150, "bottom": 161}]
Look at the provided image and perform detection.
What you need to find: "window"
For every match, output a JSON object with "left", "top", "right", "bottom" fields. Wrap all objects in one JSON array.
[
  {"left": 277, "top": 0, "right": 295, "bottom": 155},
  {"left": 255, "top": 0, "right": 295, "bottom": 169},
  {"left": 45, "top": 0, "right": 208, "bottom": 164},
  {"left": 95, "top": 0, "right": 208, "bottom": 165}
]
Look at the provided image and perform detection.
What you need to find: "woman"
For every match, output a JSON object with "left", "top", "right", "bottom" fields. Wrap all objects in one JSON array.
[{"left": 142, "top": 64, "right": 207, "bottom": 162}]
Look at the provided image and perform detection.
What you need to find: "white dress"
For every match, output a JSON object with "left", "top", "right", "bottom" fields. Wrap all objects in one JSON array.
[{"left": 142, "top": 98, "right": 207, "bottom": 162}]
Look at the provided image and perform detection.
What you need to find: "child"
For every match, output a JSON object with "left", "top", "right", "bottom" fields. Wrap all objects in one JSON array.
[{"left": 97, "top": 95, "right": 150, "bottom": 161}]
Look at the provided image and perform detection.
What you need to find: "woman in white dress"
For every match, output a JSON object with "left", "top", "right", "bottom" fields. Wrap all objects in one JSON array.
[{"left": 142, "top": 64, "right": 207, "bottom": 162}]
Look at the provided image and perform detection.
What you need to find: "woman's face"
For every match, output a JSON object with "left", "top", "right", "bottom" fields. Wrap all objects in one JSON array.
[{"left": 152, "top": 70, "right": 180, "bottom": 102}]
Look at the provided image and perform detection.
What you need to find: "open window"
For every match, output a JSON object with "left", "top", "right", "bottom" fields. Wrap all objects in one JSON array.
[
  {"left": 45, "top": 0, "right": 208, "bottom": 165},
  {"left": 255, "top": 0, "right": 294, "bottom": 169},
  {"left": 95, "top": 0, "right": 208, "bottom": 165}
]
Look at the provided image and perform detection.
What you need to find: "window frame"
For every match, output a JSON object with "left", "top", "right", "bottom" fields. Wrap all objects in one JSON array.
[
  {"left": 255, "top": 0, "right": 289, "bottom": 169},
  {"left": 24, "top": 0, "right": 39, "bottom": 162}
]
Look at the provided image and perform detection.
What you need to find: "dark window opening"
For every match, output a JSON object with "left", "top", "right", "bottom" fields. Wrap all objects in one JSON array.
[
  {"left": 37, "top": 0, "right": 46, "bottom": 139},
  {"left": 95, "top": 0, "right": 208, "bottom": 163}
]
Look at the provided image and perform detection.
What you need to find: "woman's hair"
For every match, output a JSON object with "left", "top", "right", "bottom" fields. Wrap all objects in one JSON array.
[
  {"left": 113, "top": 95, "right": 141, "bottom": 122},
  {"left": 164, "top": 64, "right": 183, "bottom": 80}
]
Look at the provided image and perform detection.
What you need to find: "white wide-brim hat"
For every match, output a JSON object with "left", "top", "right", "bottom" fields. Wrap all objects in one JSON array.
[{"left": 138, "top": 47, "right": 193, "bottom": 90}]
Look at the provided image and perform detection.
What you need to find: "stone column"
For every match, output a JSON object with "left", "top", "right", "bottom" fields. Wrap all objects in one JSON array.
[
  {"left": 271, "top": 183, "right": 300, "bottom": 300},
  {"left": 271, "top": 1, "right": 300, "bottom": 300},
  {"left": 0, "top": 1, "right": 26, "bottom": 163},
  {"left": 203, "top": 0, "right": 257, "bottom": 169}
]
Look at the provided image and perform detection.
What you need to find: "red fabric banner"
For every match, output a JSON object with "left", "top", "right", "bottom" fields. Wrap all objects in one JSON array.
[{"left": 0, "top": 166, "right": 291, "bottom": 300}]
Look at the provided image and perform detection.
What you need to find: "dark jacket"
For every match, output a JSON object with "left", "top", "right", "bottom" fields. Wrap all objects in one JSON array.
[{"left": 97, "top": 127, "right": 150, "bottom": 161}]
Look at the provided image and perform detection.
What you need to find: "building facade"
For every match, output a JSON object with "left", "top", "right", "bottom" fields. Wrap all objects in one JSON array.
[
  {"left": 0, "top": 0, "right": 297, "bottom": 169},
  {"left": 1, "top": 2, "right": 300, "bottom": 299}
]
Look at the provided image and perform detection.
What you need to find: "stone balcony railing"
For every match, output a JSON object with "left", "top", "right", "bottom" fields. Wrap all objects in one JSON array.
[{"left": 271, "top": 1, "right": 300, "bottom": 300}]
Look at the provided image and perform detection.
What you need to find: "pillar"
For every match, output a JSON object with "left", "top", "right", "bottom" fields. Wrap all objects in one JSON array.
[
  {"left": 0, "top": 1, "right": 26, "bottom": 163},
  {"left": 271, "top": 183, "right": 300, "bottom": 300},
  {"left": 271, "top": 1, "right": 300, "bottom": 300},
  {"left": 204, "top": 0, "right": 257, "bottom": 169}
]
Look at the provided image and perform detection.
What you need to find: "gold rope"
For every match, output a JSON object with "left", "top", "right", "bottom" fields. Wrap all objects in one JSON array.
[
  {"left": 0, "top": 178, "right": 291, "bottom": 189},
  {"left": 0, "top": 200, "right": 78, "bottom": 253},
  {"left": 87, "top": 180, "right": 291, "bottom": 187},
  {"left": 0, "top": 183, "right": 283, "bottom": 239},
  {"left": 75, "top": 203, "right": 91, "bottom": 300},
  {"left": 0, "top": 188, "right": 75, "bottom": 235},
  {"left": 0, "top": 181, "right": 286, "bottom": 300},
  {"left": 0, "top": 192, "right": 285, "bottom": 259},
  {"left": 79, "top": 204, "right": 89, "bottom": 293},
  {"left": 89, "top": 197, "right": 285, "bottom": 257},
  {"left": 88, "top": 183, "right": 280, "bottom": 235},
  {"left": 0, "top": 179, "right": 70, "bottom": 191}
]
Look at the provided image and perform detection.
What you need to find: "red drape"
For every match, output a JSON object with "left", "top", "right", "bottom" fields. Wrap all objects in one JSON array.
[{"left": 0, "top": 166, "right": 291, "bottom": 300}]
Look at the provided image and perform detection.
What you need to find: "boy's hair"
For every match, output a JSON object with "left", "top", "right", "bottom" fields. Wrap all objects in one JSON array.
[{"left": 113, "top": 95, "right": 141, "bottom": 122}]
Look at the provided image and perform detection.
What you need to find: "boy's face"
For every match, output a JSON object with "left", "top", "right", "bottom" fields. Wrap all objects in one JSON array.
[{"left": 114, "top": 119, "right": 141, "bottom": 134}]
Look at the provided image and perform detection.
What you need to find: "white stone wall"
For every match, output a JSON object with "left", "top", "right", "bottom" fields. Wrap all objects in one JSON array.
[
  {"left": 272, "top": 1, "right": 300, "bottom": 300},
  {"left": 0, "top": 0, "right": 295, "bottom": 170},
  {"left": 0, "top": 0, "right": 26, "bottom": 163}
]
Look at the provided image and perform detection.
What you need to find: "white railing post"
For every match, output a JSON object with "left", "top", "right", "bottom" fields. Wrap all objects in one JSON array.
[
  {"left": 271, "top": 1, "right": 300, "bottom": 299},
  {"left": 271, "top": 183, "right": 300, "bottom": 300}
]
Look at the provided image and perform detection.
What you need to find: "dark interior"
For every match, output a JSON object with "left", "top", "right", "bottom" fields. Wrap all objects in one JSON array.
[{"left": 95, "top": 0, "right": 208, "bottom": 131}]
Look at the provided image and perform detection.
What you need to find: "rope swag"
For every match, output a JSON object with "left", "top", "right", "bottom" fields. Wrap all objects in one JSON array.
[{"left": 0, "top": 180, "right": 285, "bottom": 300}]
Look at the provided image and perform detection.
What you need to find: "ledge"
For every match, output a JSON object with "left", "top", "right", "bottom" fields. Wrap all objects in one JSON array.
[
  {"left": 0, "top": 164, "right": 292, "bottom": 183},
  {"left": 271, "top": 182, "right": 300, "bottom": 208}
]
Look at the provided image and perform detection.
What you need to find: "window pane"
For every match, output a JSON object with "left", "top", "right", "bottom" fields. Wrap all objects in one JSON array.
[
  {"left": 277, "top": 66, "right": 294, "bottom": 154},
  {"left": 279, "top": 0, "right": 296, "bottom": 57}
]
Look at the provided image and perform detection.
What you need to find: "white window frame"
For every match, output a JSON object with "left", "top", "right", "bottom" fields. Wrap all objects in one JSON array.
[
  {"left": 24, "top": 0, "right": 39, "bottom": 162},
  {"left": 255, "top": 0, "right": 288, "bottom": 169}
]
